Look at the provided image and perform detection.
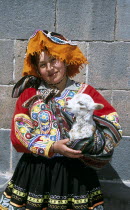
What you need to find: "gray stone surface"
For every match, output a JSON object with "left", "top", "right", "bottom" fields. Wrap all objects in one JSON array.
[
  {"left": 0, "top": 0, "right": 55, "bottom": 39},
  {"left": 57, "top": 0, "right": 116, "bottom": 41},
  {"left": 0, "top": 129, "right": 22, "bottom": 174},
  {"left": 0, "top": 130, "right": 10, "bottom": 173},
  {"left": 0, "top": 85, "right": 16, "bottom": 129},
  {"left": 116, "top": 0, "right": 130, "bottom": 41},
  {"left": 88, "top": 42, "right": 130, "bottom": 90},
  {"left": 14, "top": 40, "right": 28, "bottom": 82},
  {"left": 0, "top": 40, "right": 14, "bottom": 85},
  {"left": 112, "top": 91, "right": 130, "bottom": 135}
]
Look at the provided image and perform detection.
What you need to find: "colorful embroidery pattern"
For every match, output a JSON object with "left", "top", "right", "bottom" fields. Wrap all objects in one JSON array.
[
  {"left": 101, "top": 112, "right": 122, "bottom": 137},
  {"left": 0, "top": 180, "right": 104, "bottom": 210}
]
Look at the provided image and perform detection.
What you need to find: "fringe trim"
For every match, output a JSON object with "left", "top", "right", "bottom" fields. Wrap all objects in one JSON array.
[{"left": 26, "top": 51, "right": 88, "bottom": 66}]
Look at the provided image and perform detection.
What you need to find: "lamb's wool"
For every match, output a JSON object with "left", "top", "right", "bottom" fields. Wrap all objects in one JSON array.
[{"left": 65, "top": 93, "right": 104, "bottom": 141}]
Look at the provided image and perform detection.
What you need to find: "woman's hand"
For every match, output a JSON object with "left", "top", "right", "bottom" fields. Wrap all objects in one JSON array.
[{"left": 52, "top": 139, "right": 83, "bottom": 158}]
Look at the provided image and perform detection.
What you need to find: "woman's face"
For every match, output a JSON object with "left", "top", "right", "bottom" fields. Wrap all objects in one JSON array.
[{"left": 38, "top": 51, "right": 66, "bottom": 84}]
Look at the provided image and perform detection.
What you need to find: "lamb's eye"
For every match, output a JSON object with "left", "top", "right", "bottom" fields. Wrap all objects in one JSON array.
[{"left": 78, "top": 102, "right": 84, "bottom": 106}]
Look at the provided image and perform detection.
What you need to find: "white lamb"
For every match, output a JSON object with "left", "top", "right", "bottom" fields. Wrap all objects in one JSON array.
[{"left": 65, "top": 93, "right": 104, "bottom": 144}]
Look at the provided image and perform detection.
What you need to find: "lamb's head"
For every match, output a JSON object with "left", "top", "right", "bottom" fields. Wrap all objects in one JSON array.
[{"left": 65, "top": 93, "right": 104, "bottom": 119}]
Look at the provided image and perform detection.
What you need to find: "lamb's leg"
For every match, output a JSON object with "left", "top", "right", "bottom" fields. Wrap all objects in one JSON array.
[{"left": 66, "top": 131, "right": 75, "bottom": 146}]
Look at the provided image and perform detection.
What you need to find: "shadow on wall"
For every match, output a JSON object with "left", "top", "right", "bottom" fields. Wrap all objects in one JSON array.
[
  {"left": 98, "top": 163, "right": 130, "bottom": 203},
  {"left": 97, "top": 136, "right": 130, "bottom": 206}
]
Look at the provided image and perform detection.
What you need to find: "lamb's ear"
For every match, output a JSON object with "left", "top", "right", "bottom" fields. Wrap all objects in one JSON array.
[{"left": 94, "top": 103, "right": 104, "bottom": 110}]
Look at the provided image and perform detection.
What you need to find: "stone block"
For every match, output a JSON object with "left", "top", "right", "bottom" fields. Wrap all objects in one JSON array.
[
  {"left": 0, "top": 130, "right": 11, "bottom": 173},
  {"left": 0, "top": 40, "right": 14, "bottom": 85},
  {"left": 0, "top": 86, "right": 16, "bottom": 129},
  {"left": 88, "top": 42, "right": 130, "bottom": 90},
  {"left": 57, "top": 0, "right": 115, "bottom": 41},
  {"left": 112, "top": 91, "right": 130, "bottom": 135},
  {"left": 0, "top": 0, "right": 55, "bottom": 39},
  {"left": 14, "top": 40, "right": 28, "bottom": 82},
  {"left": 116, "top": 0, "right": 130, "bottom": 41}
]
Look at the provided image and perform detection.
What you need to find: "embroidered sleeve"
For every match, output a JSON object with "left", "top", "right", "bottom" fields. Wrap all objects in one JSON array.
[
  {"left": 14, "top": 113, "right": 54, "bottom": 157},
  {"left": 11, "top": 88, "right": 54, "bottom": 157}
]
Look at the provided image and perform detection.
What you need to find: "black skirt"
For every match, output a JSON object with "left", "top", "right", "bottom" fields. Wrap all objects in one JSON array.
[{"left": 0, "top": 154, "right": 104, "bottom": 210}]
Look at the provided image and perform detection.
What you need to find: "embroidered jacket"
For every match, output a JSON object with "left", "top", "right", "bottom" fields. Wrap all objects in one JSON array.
[{"left": 11, "top": 79, "right": 122, "bottom": 161}]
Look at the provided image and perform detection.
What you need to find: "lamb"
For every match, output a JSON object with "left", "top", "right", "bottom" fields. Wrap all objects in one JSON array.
[{"left": 65, "top": 93, "right": 104, "bottom": 145}]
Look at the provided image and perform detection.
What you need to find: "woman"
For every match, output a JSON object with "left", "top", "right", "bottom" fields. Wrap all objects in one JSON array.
[{"left": 0, "top": 30, "right": 122, "bottom": 210}]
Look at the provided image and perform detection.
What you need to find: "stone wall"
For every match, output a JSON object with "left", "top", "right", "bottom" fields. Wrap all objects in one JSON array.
[{"left": 0, "top": 0, "right": 130, "bottom": 209}]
